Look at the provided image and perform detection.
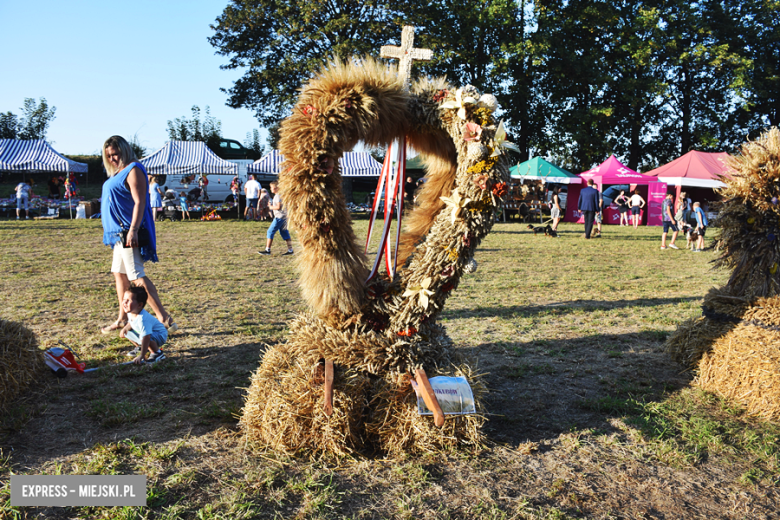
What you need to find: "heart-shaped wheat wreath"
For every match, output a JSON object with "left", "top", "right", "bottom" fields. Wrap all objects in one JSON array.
[{"left": 240, "top": 58, "right": 511, "bottom": 456}]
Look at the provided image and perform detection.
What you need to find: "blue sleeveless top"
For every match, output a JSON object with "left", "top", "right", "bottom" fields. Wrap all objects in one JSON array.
[{"left": 101, "top": 162, "right": 158, "bottom": 262}]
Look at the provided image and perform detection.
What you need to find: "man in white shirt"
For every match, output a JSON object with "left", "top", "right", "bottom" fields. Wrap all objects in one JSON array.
[
  {"left": 258, "top": 181, "right": 294, "bottom": 256},
  {"left": 244, "top": 174, "right": 262, "bottom": 220}
]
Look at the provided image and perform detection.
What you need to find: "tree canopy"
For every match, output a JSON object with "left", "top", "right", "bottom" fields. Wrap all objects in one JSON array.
[
  {"left": 0, "top": 98, "right": 57, "bottom": 141},
  {"left": 210, "top": 0, "right": 779, "bottom": 171},
  {"left": 166, "top": 106, "right": 223, "bottom": 152}
]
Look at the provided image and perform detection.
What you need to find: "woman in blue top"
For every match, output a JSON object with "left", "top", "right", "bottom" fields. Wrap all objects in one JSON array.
[
  {"left": 149, "top": 175, "right": 164, "bottom": 221},
  {"left": 99, "top": 135, "right": 178, "bottom": 334}
]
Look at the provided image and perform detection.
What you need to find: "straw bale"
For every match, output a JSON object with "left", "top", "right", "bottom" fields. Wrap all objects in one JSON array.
[
  {"left": 240, "top": 343, "right": 371, "bottom": 457},
  {"left": 712, "top": 127, "right": 780, "bottom": 301},
  {"left": 665, "top": 317, "right": 737, "bottom": 368},
  {"left": 0, "top": 319, "right": 46, "bottom": 412},
  {"left": 696, "top": 322, "right": 780, "bottom": 421}
]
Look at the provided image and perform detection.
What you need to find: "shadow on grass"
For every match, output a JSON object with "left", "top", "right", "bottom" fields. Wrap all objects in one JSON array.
[
  {"left": 0, "top": 340, "right": 272, "bottom": 463},
  {"left": 445, "top": 296, "right": 702, "bottom": 320},
  {"left": 469, "top": 330, "right": 692, "bottom": 445}
]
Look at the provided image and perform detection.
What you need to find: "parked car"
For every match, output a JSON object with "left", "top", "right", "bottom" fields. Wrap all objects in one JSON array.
[{"left": 213, "top": 139, "right": 261, "bottom": 161}]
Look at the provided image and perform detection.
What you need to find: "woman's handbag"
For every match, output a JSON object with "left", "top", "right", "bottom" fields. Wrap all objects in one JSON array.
[{"left": 121, "top": 227, "right": 151, "bottom": 248}]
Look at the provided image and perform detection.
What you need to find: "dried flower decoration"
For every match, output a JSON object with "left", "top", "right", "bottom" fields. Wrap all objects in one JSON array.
[
  {"left": 433, "top": 89, "right": 448, "bottom": 103},
  {"left": 468, "top": 155, "right": 499, "bottom": 174},
  {"left": 492, "top": 182, "right": 508, "bottom": 198},
  {"left": 397, "top": 326, "right": 417, "bottom": 337},
  {"left": 440, "top": 265, "right": 455, "bottom": 278},
  {"left": 440, "top": 189, "right": 471, "bottom": 223},
  {"left": 463, "top": 123, "right": 482, "bottom": 142},
  {"left": 474, "top": 174, "right": 489, "bottom": 191},
  {"left": 440, "top": 88, "right": 478, "bottom": 120},
  {"left": 491, "top": 121, "right": 520, "bottom": 157},
  {"left": 402, "top": 277, "right": 435, "bottom": 309},
  {"left": 301, "top": 105, "right": 317, "bottom": 117}
]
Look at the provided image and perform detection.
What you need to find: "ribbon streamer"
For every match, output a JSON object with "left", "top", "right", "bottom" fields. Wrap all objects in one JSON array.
[{"left": 365, "top": 138, "right": 406, "bottom": 281}]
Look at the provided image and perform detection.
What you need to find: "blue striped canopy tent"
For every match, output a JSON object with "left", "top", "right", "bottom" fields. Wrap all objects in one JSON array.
[
  {"left": 509, "top": 157, "right": 581, "bottom": 184},
  {"left": 339, "top": 152, "right": 382, "bottom": 177},
  {"left": 140, "top": 140, "right": 237, "bottom": 175},
  {"left": 248, "top": 150, "right": 383, "bottom": 177},
  {"left": 0, "top": 139, "right": 87, "bottom": 173},
  {"left": 247, "top": 149, "right": 283, "bottom": 175}
]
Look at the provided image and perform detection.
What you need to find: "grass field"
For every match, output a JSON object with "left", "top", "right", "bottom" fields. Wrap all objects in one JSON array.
[{"left": 1, "top": 217, "right": 778, "bottom": 519}]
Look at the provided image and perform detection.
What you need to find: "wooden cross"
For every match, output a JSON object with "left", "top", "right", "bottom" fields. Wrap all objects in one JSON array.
[{"left": 380, "top": 26, "right": 433, "bottom": 91}]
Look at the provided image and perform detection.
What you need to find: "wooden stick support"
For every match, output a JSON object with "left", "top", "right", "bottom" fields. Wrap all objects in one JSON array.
[
  {"left": 323, "top": 360, "right": 334, "bottom": 416},
  {"left": 414, "top": 368, "right": 445, "bottom": 427}
]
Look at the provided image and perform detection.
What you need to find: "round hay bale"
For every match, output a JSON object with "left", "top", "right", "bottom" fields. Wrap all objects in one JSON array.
[
  {"left": 696, "top": 321, "right": 780, "bottom": 421},
  {"left": 0, "top": 319, "right": 46, "bottom": 412},
  {"left": 240, "top": 343, "right": 370, "bottom": 457}
]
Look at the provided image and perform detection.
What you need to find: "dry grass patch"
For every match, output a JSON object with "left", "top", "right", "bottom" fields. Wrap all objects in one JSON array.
[{"left": 1, "top": 218, "right": 778, "bottom": 519}]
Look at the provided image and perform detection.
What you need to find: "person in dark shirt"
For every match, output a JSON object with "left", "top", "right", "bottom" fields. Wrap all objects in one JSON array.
[{"left": 577, "top": 179, "right": 602, "bottom": 239}]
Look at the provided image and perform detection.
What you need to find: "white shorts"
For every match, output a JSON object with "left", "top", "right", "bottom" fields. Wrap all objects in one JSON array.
[{"left": 111, "top": 243, "right": 146, "bottom": 281}]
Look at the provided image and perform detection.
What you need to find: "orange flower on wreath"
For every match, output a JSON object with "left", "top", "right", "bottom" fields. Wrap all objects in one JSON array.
[{"left": 492, "top": 182, "right": 508, "bottom": 198}]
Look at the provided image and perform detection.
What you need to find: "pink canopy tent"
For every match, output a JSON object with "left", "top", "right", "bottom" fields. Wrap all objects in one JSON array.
[
  {"left": 564, "top": 155, "right": 667, "bottom": 226},
  {"left": 644, "top": 151, "right": 731, "bottom": 209}
]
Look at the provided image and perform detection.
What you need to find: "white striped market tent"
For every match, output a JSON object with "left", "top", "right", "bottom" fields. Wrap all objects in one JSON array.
[
  {"left": 0, "top": 139, "right": 87, "bottom": 172},
  {"left": 247, "top": 149, "right": 283, "bottom": 175},
  {"left": 140, "top": 140, "right": 237, "bottom": 175},
  {"left": 247, "top": 150, "right": 382, "bottom": 177},
  {"left": 339, "top": 152, "right": 382, "bottom": 177}
]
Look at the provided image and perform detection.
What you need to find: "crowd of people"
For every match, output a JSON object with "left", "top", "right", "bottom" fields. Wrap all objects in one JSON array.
[{"left": 576, "top": 179, "right": 709, "bottom": 251}]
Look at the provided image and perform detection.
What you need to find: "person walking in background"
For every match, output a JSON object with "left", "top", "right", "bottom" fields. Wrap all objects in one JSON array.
[
  {"left": 629, "top": 189, "right": 645, "bottom": 229},
  {"left": 614, "top": 189, "right": 630, "bottom": 226},
  {"left": 149, "top": 175, "right": 163, "bottom": 221},
  {"left": 258, "top": 188, "right": 271, "bottom": 221},
  {"left": 660, "top": 193, "right": 680, "bottom": 250},
  {"left": 693, "top": 201, "right": 708, "bottom": 252},
  {"left": 258, "top": 181, "right": 294, "bottom": 256},
  {"left": 577, "top": 179, "right": 602, "bottom": 239},
  {"left": 99, "top": 135, "right": 177, "bottom": 335},
  {"left": 179, "top": 191, "right": 191, "bottom": 220},
  {"left": 230, "top": 175, "right": 241, "bottom": 203},
  {"left": 15, "top": 179, "right": 33, "bottom": 220},
  {"left": 244, "top": 173, "right": 261, "bottom": 221},
  {"left": 550, "top": 187, "right": 562, "bottom": 232},
  {"left": 198, "top": 174, "right": 209, "bottom": 201}
]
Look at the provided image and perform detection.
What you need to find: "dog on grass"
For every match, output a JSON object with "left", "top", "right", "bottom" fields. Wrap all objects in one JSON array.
[
  {"left": 680, "top": 223, "right": 700, "bottom": 250},
  {"left": 527, "top": 224, "right": 558, "bottom": 237}
]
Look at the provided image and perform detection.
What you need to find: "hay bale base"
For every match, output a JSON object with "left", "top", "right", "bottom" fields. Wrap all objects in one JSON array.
[
  {"left": 240, "top": 315, "right": 486, "bottom": 456},
  {"left": 696, "top": 322, "right": 780, "bottom": 421},
  {"left": 0, "top": 319, "right": 46, "bottom": 412}
]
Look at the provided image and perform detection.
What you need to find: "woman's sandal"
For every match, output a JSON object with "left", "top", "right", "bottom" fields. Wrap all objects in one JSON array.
[
  {"left": 164, "top": 315, "right": 179, "bottom": 333},
  {"left": 100, "top": 319, "right": 127, "bottom": 335}
]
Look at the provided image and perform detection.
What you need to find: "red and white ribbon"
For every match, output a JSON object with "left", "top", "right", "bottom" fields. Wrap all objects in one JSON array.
[{"left": 365, "top": 138, "right": 406, "bottom": 281}]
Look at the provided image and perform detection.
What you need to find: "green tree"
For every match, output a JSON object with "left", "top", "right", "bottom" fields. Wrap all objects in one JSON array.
[
  {"left": 726, "top": 0, "right": 779, "bottom": 133},
  {"left": 1, "top": 98, "right": 57, "bottom": 140},
  {"left": 0, "top": 112, "right": 18, "bottom": 139},
  {"left": 533, "top": 0, "right": 620, "bottom": 171},
  {"left": 406, "top": 0, "right": 523, "bottom": 92},
  {"left": 244, "top": 128, "right": 263, "bottom": 155},
  {"left": 656, "top": 0, "right": 752, "bottom": 155},
  {"left": 209, "top": 0, "right": 400, "bottom": 127},
  {"left": 166, "top": 106, "right": 223, "bottom": 151}
]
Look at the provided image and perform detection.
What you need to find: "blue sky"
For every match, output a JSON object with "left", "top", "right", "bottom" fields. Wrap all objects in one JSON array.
[{"left": 0, "top": 1, "right": 267, "bottom": 156}]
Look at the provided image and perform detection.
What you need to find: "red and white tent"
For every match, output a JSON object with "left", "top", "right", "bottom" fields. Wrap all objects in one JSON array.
[{"left": 644, "top": 151, "right": 731, "bottom": 189}]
